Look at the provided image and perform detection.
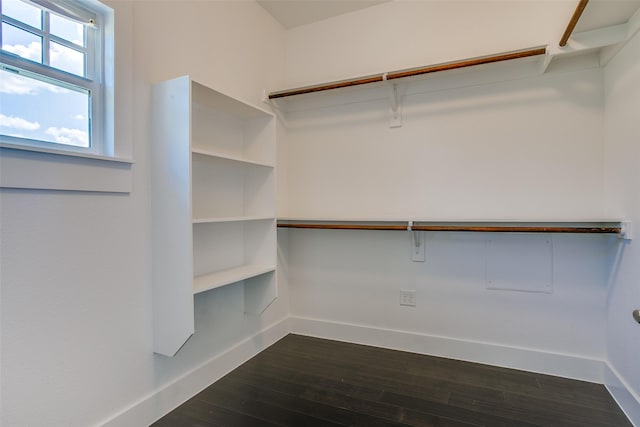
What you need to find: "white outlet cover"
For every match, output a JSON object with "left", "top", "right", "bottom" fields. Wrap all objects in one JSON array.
[{"left": 400, "top": 289, "right": 416, "bottom": 306}]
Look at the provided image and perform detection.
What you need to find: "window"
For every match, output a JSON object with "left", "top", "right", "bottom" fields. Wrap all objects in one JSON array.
[{"left": 0, "top": 0, "right": 110, "bottom": 156}]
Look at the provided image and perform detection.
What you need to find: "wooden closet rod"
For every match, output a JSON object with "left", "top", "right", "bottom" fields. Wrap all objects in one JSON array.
[
  {"left": 385, "top": 48, "right": 546, "bottom": 80},
  {"left": 268, "top": 47, "right": 547, "bottom": 99},
  {"left": 559, "top": 0, "right": 589, "bottom": 47},
  {"left": 277, "top": 223, "right": 622, "bottom": 234}
]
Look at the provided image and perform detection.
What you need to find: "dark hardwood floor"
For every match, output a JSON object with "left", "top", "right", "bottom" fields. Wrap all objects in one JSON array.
[{"left": 152, "top": 334, "right": 632, "bottom": 427}]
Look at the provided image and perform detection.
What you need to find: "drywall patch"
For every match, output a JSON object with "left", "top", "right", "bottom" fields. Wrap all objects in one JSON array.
[{"left": 485, "top": 234, "right": 553, "bottom": 293}]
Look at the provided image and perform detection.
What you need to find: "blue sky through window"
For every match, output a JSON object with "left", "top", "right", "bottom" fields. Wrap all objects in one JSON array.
[
  {"left": 0, "top": 68, "right": 90, "bottom": 147},
  {"left": 1, "top": 0, "right": 90, "bottom": 148},
  {"left": 3, "top": 0, "right": 40, "bottom": 28}
]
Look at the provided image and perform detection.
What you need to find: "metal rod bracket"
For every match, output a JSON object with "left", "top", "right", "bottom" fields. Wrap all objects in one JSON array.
[
  {"left": 411, "top": 229, "right": 425, "bottom": 262},
  {"left": 389, "top": 83, "right": 402, "bottom": 128},
  {"left": 621, "top": 221, "right": 633, "bottom": 240}
]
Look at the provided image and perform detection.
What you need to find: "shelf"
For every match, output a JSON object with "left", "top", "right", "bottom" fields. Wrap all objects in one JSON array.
[
  {"left": 191, "top": 154, "right": 275, "bottom": 219},
  {"left": 191, "top": 92, "right": 274, "bottom": 167},
  {"left": 191, "top": 147, "right": 274, "bottom": 168},
  {"left": 151, "top": 76, "right": 277, "bottom": 356},
  {"left": 193, "top": 264, "right": 276, "bottom": 295},
  {"left": 193, "top": 216, "right": 275, "bottom": 224},
  {"left": 192, "top": 81, "right": 273, "bottom": 118}
]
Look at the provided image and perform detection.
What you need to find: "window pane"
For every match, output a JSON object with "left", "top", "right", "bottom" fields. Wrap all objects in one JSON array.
[
  {"left": 50, "top": 41, "right": 84, "bottom": 76},
  {"left": 50, "top": 13, "right": 84, "bottom": 47},
  {"left": 1, "top": 22, "right": 42, "bottom": 63},
  {"left": 0, "top": 67, "right": 90, "bottom": 148},
  {"left": 2, "top": 0, "right": 41, "bottom": 29}
]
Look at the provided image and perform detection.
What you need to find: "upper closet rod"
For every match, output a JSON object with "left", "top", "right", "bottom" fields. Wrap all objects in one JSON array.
[
  {"left": 559, "top": 0, "right": 589, "bottom": 47},
  {"left": 268, "top": 47, "right": 546, "bottom": 100}
]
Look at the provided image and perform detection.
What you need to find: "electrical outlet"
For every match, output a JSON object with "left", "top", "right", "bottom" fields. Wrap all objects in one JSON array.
[{"left": 400, "top": 290, "right": 416, "bottom": 307}]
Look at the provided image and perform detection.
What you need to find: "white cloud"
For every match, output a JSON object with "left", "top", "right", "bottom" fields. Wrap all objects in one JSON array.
[
  {"left": 0, "top": 70, "right": 70, "bottom": 95},
  {"left": 0, "top": 73, "right": 40, "bottom": 95},
  {"left": 0, "top": 114, "right": 41, "bottom": 131},
  {"left": 0, "top": 41, "right": 82, "bottom": 94},
  {"left": 3, "top": 42, "right": 41, "bottom": 62},
  {"left": 45, "top": 126, "right": 89, "bottom": 147},
  {"left": 73, "top": 114, "right": 85, "bottom": 120},
  {"left": 50, "top": 43, "right": 84, "bottom": 76}
]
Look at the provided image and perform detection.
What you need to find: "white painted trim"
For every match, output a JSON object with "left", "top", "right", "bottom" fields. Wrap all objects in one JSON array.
[
  {"left": 290, "top": 316, "right": 605, "bottom": 383},
  {"left": 97, "top": 317, "right": 291, "bottom": 427},
  {"left": 0, "top": 143, "right": 134, "bottom": 164},
  {"left": 605, "top": 363, "right": 640, "bottom": 426},
  {"left": 92, "top": 317, "right": 637, "bottom": 427},
  {"left": 0, "top": 146, "right": 132, "bottom": 193}
]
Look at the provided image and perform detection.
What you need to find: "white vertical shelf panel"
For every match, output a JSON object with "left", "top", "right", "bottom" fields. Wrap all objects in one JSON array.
[
  {"left": 151, "top": 76, "right": 277, "bottom": 357},
  {"left": 151, "top": 76, "right": 195, "bottom": 357}
]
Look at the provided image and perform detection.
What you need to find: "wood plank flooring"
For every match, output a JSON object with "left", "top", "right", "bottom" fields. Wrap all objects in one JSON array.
[{"left": 152, "top": 334, "right": 632, "bottom": 427}]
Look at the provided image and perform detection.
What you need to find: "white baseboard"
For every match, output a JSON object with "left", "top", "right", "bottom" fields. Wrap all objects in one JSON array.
[
  {"left": 605, "top": 363, "right": 640, "bottom": 426},
  {"left": 98, "top": 317, "right": 291, "bottom": 427},
  {"left": 290, "top": 316, "right": 605, "bottom": 383}
]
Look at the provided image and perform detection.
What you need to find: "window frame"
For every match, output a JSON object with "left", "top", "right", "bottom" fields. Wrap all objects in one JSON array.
[{"left": 0, "top": 0, "right": 108, "bottom": 157}]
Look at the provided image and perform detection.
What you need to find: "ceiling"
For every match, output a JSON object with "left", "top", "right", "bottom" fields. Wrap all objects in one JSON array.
[
  {"left": 258, "top": 0, "right": 640, "bottom": 32},
  {"left": 257, "top": 0, "right": 390, "bottom": 29}
]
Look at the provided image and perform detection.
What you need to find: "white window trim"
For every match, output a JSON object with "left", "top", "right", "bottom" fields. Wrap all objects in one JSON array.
[
  {"left": 29, "top": 0, "right": 98, "bottom": 26},
  {"left": 0, "top": 0, "right": 133, "bottom": 193},
  {"left": 1, "top": 0, "right": 109, "bottom": 155}
]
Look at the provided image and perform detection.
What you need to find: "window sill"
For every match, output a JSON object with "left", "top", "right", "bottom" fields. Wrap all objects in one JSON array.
[
  {"left": 0, "top": 142, "right": 134, "bottom": 164},
  {"left": 0, "top": 144, "right": 133, "bottom": 193}
]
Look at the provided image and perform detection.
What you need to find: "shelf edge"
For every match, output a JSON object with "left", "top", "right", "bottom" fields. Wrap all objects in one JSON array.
[
  {"left": 193, "top": 216, "right": 275, "bottom": 224},
  {"left": 193, "top": 265, "right": 276, "bottom": 295},
  {"left": 191, "top": 148, "right": 274, "bottom": 168}
]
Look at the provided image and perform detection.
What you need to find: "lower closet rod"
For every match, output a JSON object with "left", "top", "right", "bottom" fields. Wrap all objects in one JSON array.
[{"left": 277, "top": 223, "right": 622, "bottom": 234}]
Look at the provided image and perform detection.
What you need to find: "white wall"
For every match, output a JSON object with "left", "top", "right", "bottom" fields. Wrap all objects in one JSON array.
[
  {"left": 280, "top": 1, "right": 605, "bottom": 220},
  {"left": 284, "top": 1, "right": 576, "bottom": 87},
  {"left": 288, "top": 230, "right": 613, "bottom": 365},
  {"left": 283, "top": 65, "right": 605, "bottom": 220},
  {"left": 281, "top": 65, "right": 614, "bottom": 379},
  {"left": 279, "top": 0, "right": 614, "bottom": 383},
  {"left": 603, "top": 31, "right": 640, "bottom": 423},
  {"left": 0, "top": 2, "right": 287, "bottom": 426}
]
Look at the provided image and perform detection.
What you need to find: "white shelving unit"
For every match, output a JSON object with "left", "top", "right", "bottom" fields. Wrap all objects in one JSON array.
[{"left": 151, "top": 76, "right": 277, "bottom": 357}]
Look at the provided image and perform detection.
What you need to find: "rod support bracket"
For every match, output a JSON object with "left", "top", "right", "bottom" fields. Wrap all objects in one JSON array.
[
  {"left": 621, "top": 221, "right": 632, "bottom": 240},
  {"left": 540, "top": 46, "right": 554, "bottom": 73},
  {"left": 388, "top": 82, "right": 402, "bottom": 128},
  {"left": 411, "top": 229, "right": 425, "bottom": 262}
]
